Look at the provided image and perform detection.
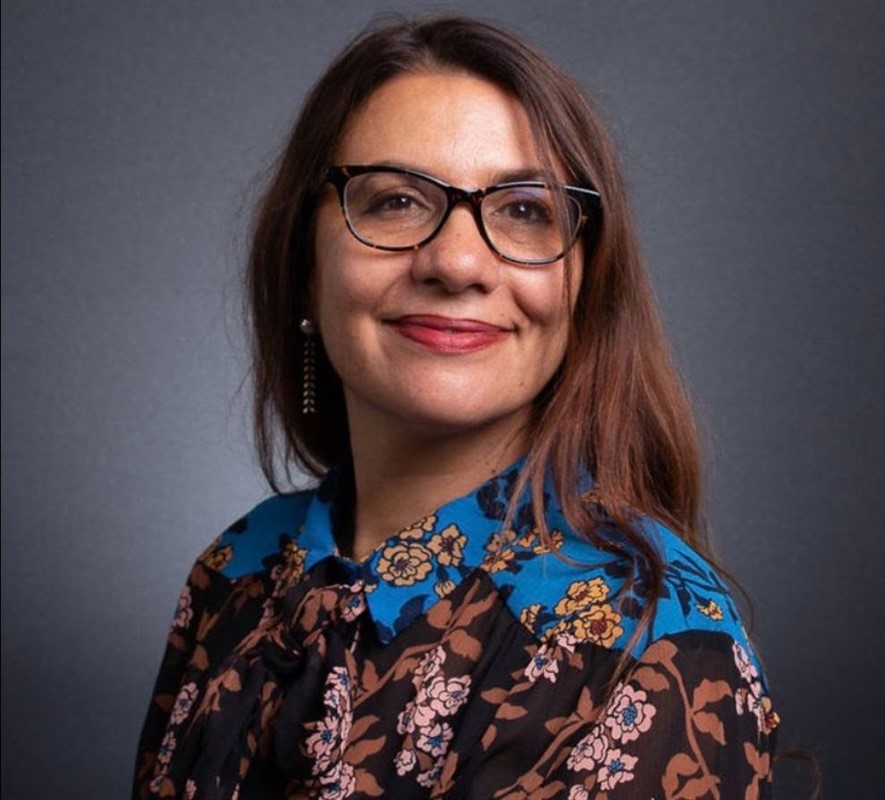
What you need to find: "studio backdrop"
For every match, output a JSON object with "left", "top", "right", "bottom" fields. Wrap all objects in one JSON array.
[{"left": 2, "top": 1, "right": 883, "bottom": 798}]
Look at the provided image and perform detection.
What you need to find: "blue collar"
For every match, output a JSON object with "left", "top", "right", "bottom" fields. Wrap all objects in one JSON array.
[{"left": 298, "top": 464, "right": 525, "bottom": 644}]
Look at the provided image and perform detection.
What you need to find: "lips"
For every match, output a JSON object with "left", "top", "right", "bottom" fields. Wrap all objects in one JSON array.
[{"left": 387, "top": 314, "right": 511, "bottom": 354}]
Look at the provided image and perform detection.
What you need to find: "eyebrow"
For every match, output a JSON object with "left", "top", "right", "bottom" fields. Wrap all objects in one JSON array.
[{"left": 364, "top": 161, "right": 549, "bottom": 186}]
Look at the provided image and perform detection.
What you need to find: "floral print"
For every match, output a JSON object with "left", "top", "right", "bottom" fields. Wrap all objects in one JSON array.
[
  {"left": 376, "top": 542, "right": 433, "bottom": 586},
  {"left": 604, "top": 683, "right": 657, "bottom": 743},
  {"left": 697, "top": 598, "right": 725, "bottom": 620},
  {"left": 135, "top": 466, "right": 777, "bottom": 799},
  {"left": 570, "top": 602, "right": 624, "bottom": 647},
  {"left": 554, "top": 576, "right": 611, "bottom": 615},
  {"left": 426, "top": 524, "right": 467, "bottom": 566}
]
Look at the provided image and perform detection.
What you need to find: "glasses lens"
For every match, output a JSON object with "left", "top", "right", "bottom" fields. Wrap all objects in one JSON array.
[
  {"left": 482, "top": 185, "right": 581, "bottom": 263},
  {"left": 343, "top": 172, "right": 446, "bottom": 248}
]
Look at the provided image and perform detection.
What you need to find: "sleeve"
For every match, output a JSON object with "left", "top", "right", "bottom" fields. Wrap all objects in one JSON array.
[
  {"left": 132, "top": 558, "right": 236, "bottom": 799},
  {"left": 557, "top": 631, "right": 778, "bottom": 800}
]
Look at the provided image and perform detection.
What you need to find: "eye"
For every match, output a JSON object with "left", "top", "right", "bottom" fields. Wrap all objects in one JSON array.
[
  {"left": 364, "top": 190, "right": 429, "bottom": 215},
  {"left": 486, "top": 187, "right": 557, "bottom": 228},
  {"left": 501, "top": 198, "right": 553, "bottom": 224}
]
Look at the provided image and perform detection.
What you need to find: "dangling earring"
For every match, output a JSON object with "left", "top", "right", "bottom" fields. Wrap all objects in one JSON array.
[{"left": 300, "top": 318, "right": 317, "bottom": 414}]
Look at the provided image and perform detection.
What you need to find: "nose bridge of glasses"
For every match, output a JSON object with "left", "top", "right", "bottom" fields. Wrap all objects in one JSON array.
[
  {"left": 433, "top": 185, "right": 493, "bottom": 246},
  {"left": 440, "top": 186, "right": 486, "bottom": 227}
]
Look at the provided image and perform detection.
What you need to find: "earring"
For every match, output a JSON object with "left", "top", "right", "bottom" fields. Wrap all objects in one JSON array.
[{"left": 300, "top": 319, "right": 317, "bottom": 414}]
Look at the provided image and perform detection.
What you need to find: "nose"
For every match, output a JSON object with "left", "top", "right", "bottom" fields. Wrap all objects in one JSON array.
[{"left": 409, "top": 204, "right": 502, "bottom": 294}]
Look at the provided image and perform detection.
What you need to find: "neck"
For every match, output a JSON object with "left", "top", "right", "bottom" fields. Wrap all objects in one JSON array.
[{"left": 344, "top": 404, "right": 529, "bottom": 561}]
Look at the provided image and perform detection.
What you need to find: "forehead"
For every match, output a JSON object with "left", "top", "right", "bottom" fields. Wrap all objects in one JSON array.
[{"left": 334, "top": 71, "right": 546, "bottom": 186}]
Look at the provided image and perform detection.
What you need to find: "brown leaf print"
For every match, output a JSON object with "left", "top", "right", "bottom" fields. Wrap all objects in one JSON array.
[
  {"left": 448, "top": 629, "right": 481, "bottom": 660},
  {"left": 348, "top": 714, "right": 380, "bottom": 741},
  {"left": 643, "top": 637, "right": 679, "bottom": 667},
  {"left": 691, "top": 678, "right": 732, "bottom": 712},
  {"left": 481, "top": 687, "right": 509, "bottom": 704},
  {"left": 191, "top": 644, "right": 209, "bottom": 670},
  {"left": 632, "top": 665, "right": 669, "bottom": 693},
  {"left": 354, "top": 767, "right": 384, "bottom": 796},
  {"left": 497, "top": 702, "right": 529, "bottom": 720},
  {"left": 663, "top": 752, "right": 701, "bottom": 799},
  {"left": 693, "top": 710, "right": 726, "bottom": 745},
  {"left": 221, "top": 670, "right": 242, "bottom": 692},
  {"left": 347, "top": 734, "right": 386, "bottom": 763},
  {"left": 680, "top": 774, "right": 722, "bottom": 798}
]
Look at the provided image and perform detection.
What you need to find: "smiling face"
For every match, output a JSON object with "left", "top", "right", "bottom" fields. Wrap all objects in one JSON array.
[{"left": 313, "top": 71, "right": 581, "bottom": 452}]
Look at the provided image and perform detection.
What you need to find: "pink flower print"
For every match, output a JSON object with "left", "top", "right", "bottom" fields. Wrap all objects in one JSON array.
[
  {"left": 411, "top": 688, "right": 438, "bottom": 729},
  {"left": 413, "top": 646, "right": 446, "bottom": 686},
  {"left": 597, "top": 748, "right": 638, "bottom": 791},
  {"left": 172, "top": 585, "right": 193, "bottom": 631},
  {"left": 603, "top": 684, "right": 656, "bottom": 743},
  {"left": 169, "top": 682, "right": 199, "bottom": 725},
  {"left": 425, "top": 676, "right": 471, "bottom": 717},
  {"left": 340, "top": 586, "right": 366, "bottom": 623},
  {"left": 416, "top": 757, "right": 445, "bottom": 788},
  {"left": 394, "top": 748, "right": 417, "bottom": 776},
  {"left": 324, "top": 667, "right": 353, "bottom": 718},
  {"left": 732, "top": 641, "right": 759, "bottom": 684},
  {"left": 567, "top": 728, "right": 608, "bottom": 773},
  {"left": 553, "top": 631, "right": 579, "bottom": 654},
  {"left": 416, "top": 721, "right": 454, "bottom": 757},
  {"left": 157, "top": 729, "right": 177, "bottom": 767},
  {"left": 397, "top": 702, "right": 417, "bottom": 735},
  {"left": 318, "top": 761, "right": 356, "bottom": 799},
  {"left": 567, "top": 787, "right": 590, "bottom": 800},
  {"left": 305, "top": 720, "right": 340, "bottom": 771},
  {"left": 524, "top": 647, "right": 559, "bottom": 684}
]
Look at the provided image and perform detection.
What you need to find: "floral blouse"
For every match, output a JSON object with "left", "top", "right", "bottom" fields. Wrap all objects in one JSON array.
[{"left": 134, "top": 466, "right": 778, "bottom": 799}]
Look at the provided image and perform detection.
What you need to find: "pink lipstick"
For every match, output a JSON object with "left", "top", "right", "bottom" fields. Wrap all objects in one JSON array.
[{"left": 388, "top": 315, "right": 510, "bottom": 354}]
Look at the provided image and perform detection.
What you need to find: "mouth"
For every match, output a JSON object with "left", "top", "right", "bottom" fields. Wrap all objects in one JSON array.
[{"left": 386, "top": 314, "right": 511, "bottom": 354}]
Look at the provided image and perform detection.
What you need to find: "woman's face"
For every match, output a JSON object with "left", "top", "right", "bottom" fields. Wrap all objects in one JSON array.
[{"left": 313, "top": 71, "right": 581, "bottom": 445}]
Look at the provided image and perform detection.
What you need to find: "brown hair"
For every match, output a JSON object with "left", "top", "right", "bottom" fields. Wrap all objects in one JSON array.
[{"left": 247, "top": 15, "right": 711, "bottom": 629}]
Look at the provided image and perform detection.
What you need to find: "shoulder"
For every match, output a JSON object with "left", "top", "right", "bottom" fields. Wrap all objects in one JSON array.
[
  {"left": 486, "top": 510, "right": 757, "bottom": 661},
  {"left": 197, "top": 490, "right": 315, "bottom": 579}
]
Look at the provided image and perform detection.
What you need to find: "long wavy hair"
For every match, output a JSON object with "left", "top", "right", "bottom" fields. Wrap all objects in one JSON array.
[{"left": 247, "top": 16, "right": 712, "bottom": 638}]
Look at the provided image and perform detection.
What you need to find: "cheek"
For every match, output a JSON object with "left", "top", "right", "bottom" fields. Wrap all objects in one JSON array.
[
  {"left": 313, "top": 212, "right": 374, "bottom": 327},
  {"left": 513, "top": 268, "right": 575, "bottom": 335}
]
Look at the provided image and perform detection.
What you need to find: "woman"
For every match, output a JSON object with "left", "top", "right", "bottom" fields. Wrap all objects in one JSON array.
[{"left": 135, "top": 16, "right": 778, "bottom": 800}]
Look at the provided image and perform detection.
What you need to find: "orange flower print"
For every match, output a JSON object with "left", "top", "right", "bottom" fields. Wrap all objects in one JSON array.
[
  {"left": 377, "top": 542, "right": 433, "bottom": 586},
  {"left": 282, "top": 541, "right": 308, "bottom": 582},
  {"left": 201, "top": 544, "right": 233, "bottom": 572},
  {"left": 515, "top": 528, "right": 538, "bottom": 548},
  {"left": 427, "top": 524, "right": 467, "bottom": 566},
  {"left": 399, "top": 514, "right": 437, "bottom": 540},
  {"left": 482, "top": 532, "right": 515, "bottom": 573},
  {"left": 554, "top": 577, "right": 611, "bottom": 616},
  {"left": 572, "top": 604, "right": 623, "bottom": 648},
  {"left": 697, "top": 599, "right": 724, "bottom": 620},
  {"left": 533, "top": 529, "right": 564, "bottom": 554},
  {"left": 519, "top": 603, "right": 542, "bottom": 629},
  {"left": 434, "top": 580, "right": 456, "bottom": 599}
]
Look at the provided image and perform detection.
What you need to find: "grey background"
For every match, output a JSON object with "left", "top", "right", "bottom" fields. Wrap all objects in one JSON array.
[{"left": 2, "top": 0, "right": 883, "bottom": 797}]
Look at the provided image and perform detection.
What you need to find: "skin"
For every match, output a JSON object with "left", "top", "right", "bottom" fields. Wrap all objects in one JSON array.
[{"left": 313, "top": 71, "right": 582, "bottom": 559}]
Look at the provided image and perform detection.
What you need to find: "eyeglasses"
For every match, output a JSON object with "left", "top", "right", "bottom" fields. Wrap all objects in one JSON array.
[{"left": 326, "top": 165, "right": 601, "bottom": 266}]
